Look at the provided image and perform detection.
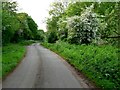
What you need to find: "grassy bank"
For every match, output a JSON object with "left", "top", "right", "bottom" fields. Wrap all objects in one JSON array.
[
  {"left": 2, "top": 44, "right": 25, "bottom": 78},
  {"left": 2, "top": 40, "right": 35, "bottom": 79},
  {"left": 41, "top": 42, "right": 120, "bottom": 89}
]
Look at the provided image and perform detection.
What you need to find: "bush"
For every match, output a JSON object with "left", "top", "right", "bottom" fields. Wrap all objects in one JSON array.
[
  {"left": 57, "top": 18, "right": 68, "bottom": 40},
  {"left": 67, "top": 5, "right": 99, "bottom": 44},
  {"left": 48, "top": 31, "right": 58, "bottom": 43}
]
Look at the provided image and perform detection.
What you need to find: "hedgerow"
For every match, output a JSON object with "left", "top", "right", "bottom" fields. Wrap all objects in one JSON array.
[{"left": 41, "top": 42, "right": 120, "bottom": 89}]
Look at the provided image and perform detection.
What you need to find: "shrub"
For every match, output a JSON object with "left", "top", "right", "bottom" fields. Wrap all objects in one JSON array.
[
  {"left": 57, "top": 18, "right": 68, "bottom": 41},
  {"left": 67, "top": 5, "right": 99, "bottom": 44},
  {"left": 48, "top": 31, "right": 58, "bottom": 43}
]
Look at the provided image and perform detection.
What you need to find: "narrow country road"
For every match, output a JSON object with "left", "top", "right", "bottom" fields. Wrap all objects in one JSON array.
[{"left": 3, "top": 43, "right": 90, "bottom": 88}]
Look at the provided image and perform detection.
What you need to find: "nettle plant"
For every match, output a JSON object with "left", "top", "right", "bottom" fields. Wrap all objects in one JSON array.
[{"left": 67, "top": 5, "right": 99, "bottom": 44}]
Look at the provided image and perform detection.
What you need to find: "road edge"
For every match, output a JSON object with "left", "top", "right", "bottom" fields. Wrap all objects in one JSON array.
[
  {"left": 40, "top": 44, "right": 99, "bottom": 89},
  {"left": 2, "top": 46, "right": 28, "bottom": 81}
]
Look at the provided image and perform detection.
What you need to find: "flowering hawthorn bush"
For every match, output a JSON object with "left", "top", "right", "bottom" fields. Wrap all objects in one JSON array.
[{"left": 67, "top": 5, "right": 99, "bottom": 44}]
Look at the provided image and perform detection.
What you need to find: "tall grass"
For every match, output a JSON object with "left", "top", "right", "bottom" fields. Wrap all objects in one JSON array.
[
  {"left": 2, "top": 44, "right": 26, "bottom": 78},
  {"left": 41, "top": 42, "right": 120, "bottom": 89}
]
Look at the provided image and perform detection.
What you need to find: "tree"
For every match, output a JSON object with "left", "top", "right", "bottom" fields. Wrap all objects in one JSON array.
[
  {"left": 57, "top": 18, "right": 68, "bottom": 41},
  {"left": 47, "top": 31, "right": 58, "bottom": 43},
  {"left": 49, "top": 1, "right": 65, "bottom": 17},
  {"left": 27, "top": 16, "right": 38, "bottom": 39},
  {"left": 2, "top": 1, "right": 40, "bottom": 44},
  {"left": 17, "top": 13, "right": 33, "bottom": 40},
  {"left": 2, "top": 1, "right": 20, "bottom": 44},
  {"left": 94, "top": 2, "right": 120, "bottom": 44},
  {"left": 16, "top": 13, "right": 39, "bottom": 40},
  {"left": 65, "top": 2, "right": 92, "bottom": 17},
  {"left": 46, "top": 1, "right": 66, "bottom": 43},
  {"left": 67, "top": 5, "right": 99, "bottom": 44},
  {"left": 2, "top": 1, "right": 18, "bottom": 13},
  {"left": 36, "top": 29, "right": 45, "bottom": 42},
  {"left": 46, "top": 1, "right": 120, "bottom": 45}
]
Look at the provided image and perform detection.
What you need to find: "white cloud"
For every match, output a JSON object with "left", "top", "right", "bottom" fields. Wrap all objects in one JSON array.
[{"left": 13, "top": 0, "right": 55, "bottom": 32}]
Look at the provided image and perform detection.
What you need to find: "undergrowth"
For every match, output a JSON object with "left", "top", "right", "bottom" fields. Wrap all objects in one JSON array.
[{"left": 41, "top": 41, "right": 120, "bottom": 89}]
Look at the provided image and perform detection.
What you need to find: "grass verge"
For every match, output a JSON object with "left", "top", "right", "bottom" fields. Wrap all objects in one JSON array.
[
  {"left": 41, "top": 41, "right": 120, "bottom": 89},
  {"left": 2, "top": 44, "right": 25, "bottom": 79},
  {"left": 2, "top": 40, "right": 35, "bottom": 79}
]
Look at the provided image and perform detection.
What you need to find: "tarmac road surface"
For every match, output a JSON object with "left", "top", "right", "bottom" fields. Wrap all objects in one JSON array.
[{"left": 3, "top": 43, "right": 90, "bottom": 88}]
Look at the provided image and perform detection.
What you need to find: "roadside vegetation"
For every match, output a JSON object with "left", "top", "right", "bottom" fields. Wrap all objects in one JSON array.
[
  {"left": 2, "top": 2, "right": 45, "bottom": 45},
  {"left": 2, "top": 43, "right": 25, "bottom": 78},
  {"left": 2, "top": 1, "right": 45, "bottom": 79},
  {"left": 42, "top": 42, "right": 119, "bottom": 88},
  {"left": 43, "top": 1, "right": 120, "bottom": 89},
  {"left": 1, "top": 0, "right": 120, "bottom": 89},
  {"left": 2, "top": 40, "right": 36, "bottom": 79}
]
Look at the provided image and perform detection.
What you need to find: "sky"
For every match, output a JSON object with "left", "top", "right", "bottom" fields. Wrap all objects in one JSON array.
[{"left": 13, "top": 0, "right": 55, "bottom": 32}]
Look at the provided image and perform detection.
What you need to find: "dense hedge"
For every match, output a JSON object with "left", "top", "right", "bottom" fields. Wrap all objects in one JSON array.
[{"left": 41, "top": 42, "right": 120, "bottom": 89}]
